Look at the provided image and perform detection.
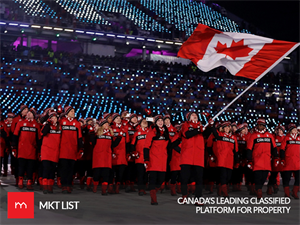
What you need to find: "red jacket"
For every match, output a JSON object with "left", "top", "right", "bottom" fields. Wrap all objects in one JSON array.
[
  {"left": 212, "top": 131, "right": 238, "bottom": 169},
  {"left": 272, "top": 134, "right": 285, "bottom": 172},
  {"left": 180, "top": 121, "right": 205, "bottom": 167},
  {"left": 4, "top": 119, "right": 12, "bottom": 135},
  {"left": 41, "top": 123, "right": 61, "bottom": 163},
  {"left": 247, "top": 131, "right": 277, "bottom": 171},
  {"left": 92, "top": 130, "right": 114, "bottom": 169},
  {"left": 166, "top": 124, "right": 176, "bottom": 138},
  {"left": 13, "top": 119, "right": 41, "bottom": 160},
  {"left": 11, "top": 115, "right": 25, "bottom": 135},
  {"left": 280, "top": 134, "right": 300, "bottom": 171},
  {"left": 131, "top": 127, "right": 149, "bottom": 164},
  {"left": 169, "top": 132, "right": 181, "bottom": 171},
  {"left": 59, "top": 116, "right": 82, "bottom": 160},
  {"left": 236, "top": 133, "right": 250, "bottom": 160},
  {"left": 0, "top": 121, "right": 9, "bottom": 157},
  {"left": 111, "top": 123, "right": 129, "bottom": 166},
  {"left": 144, "top": 126, "right": 170, "bottom": 172},
  {"left": 127, "top": 122, "right": 139, "bottom": 142}
]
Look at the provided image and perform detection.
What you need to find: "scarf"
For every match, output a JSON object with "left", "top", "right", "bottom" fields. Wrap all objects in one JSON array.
[
  {"left": 291, "top": 133, "right": 297, "bottom": 140},
  {"left": 65, "top": 115, "right": 74, "bottom": 122},
  {"left": 103, "top": 129, "right": 110, "bottom": 135},
  {"left": 255, "top": 128, "right": 266, "bottom": 134}
]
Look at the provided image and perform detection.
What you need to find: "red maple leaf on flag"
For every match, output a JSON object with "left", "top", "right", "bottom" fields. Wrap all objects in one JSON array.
[{"left": 214, "top": 39, "right": 253, "bottom": 60}]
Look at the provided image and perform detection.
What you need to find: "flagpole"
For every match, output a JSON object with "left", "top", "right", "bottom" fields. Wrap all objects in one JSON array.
[{"left": 203, "top": 42, "right": 300, "bottom": 127}]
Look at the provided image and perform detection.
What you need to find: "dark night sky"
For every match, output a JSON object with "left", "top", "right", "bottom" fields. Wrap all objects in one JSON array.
[{"left": 212, "top": 0, "right": 299, "bottom": 42}]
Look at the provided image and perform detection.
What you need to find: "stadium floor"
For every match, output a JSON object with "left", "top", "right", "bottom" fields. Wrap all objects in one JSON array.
[{"left": 0, "top": 175, "right": 299, "bottom": 225}]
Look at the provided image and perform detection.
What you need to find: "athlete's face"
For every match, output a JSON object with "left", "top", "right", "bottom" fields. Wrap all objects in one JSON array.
[
  {"left": 21, "top": 108, "right": 28, "bottom": 116},
  {"left": 67, "top": 109, "right": 75, "bottom": 118},
  {"left": 224, "top": 126, "right": 230, "bottom": 133},
  {"left": 190, "top": 113, "right": 198, "bottom": 122},
  {"left": 277, "top": 129, "right": 284, "bottom": 136},
  {"left": 26, "top": 111, "right": 34, "bottom": 119},
  {"left": 290, "top": 128, "right": 297, "bottom": 135},
  {"left": 257, "top": 124, "right": 265, "bottom": 131},
  {"left": 241, "top": 127, "right": 248, "bottom": 135},
  {"left": 141, "top": 119, "right": 148, "bottom": 128},
  {"left": 232, "top": 126, "right": 237, "bottom": 132},
  {"left": 164, "top": 118, "right": 171, "bottom": 126},
  {"left": 51, "top": 116, "right": 57, "bottom": 124},
  {"left": 103, "top": 123, "right": 109, "bottom": 130},
  {"left": 114, "top": 116, "right": 121, "bottom": 124},
  {"left": 107, "top": 116, "right": 112, "bottom": 124},
  {"left": 156, "top": 119, "right": 164, "bottom": 128},
  {"left": 131, "top": 117, "right": 138, "bottom": 124}
]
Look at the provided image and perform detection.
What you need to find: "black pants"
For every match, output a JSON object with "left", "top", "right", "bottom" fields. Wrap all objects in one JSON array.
[
  {"left": 219, "top": 167, "right": 232, "bottom": 185},
  {"left": 18, "top": 158, "right": 36, "bottom": 180},
  {"left": 244, "top": 166, "right": 254, "bottom": 185},
  {"left": 59, "top": 159, "right": 75, "bottom": 187},
  {"left": 2, "top": 151, "right": 9, "bottom": 172},
  {"left": 281, "top": 170, "right": 300, "bottom": 187},
  {"left": 93, "top": 167, "right": 110, "bottom": 183},
  {"left": 75, "top": 160, "right": 93, "bottom": 177},
  {"left": 11, "top": 154, "right": 18, "bottom": 178},
  {"left": 148, "top": 171, "right": 166, "bottom": 190},
  {"left": 180, "top": 165, "right": 203, "bottom": 197},
  {"left": 170, "top": 170, "right": 181, "bottom": 184},
  {"left": 254, "top": 170, "right": 269, "bottom": 190},
  {"left": 42, "top": 160, "right": 57, "bottom": 179},
  {"left": 136, "top": 163, "right": 147, "bottom": 190},
  {"left": 206, "top": 167, "right": 217, "bottom": 183},
  {"left": 124, "top": 161, "right": 136, "bottom": 183},
  {"left": 268, "top": 171, "right": 279, "bottom": 186},
  {"left": 109, "top": 165, "right": 126, "bottom": 184},
  {"left": 37, "top": 160, "right": 43, "bottom": 178},
  {"left": 231, "top": 167, "right": 243, "bottom": 184}
]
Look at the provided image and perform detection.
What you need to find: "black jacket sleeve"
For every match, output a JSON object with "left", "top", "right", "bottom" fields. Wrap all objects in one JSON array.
[
  {"left": 246, "top": 149, "right": 252, "bottom": 161},
  {"left": 212, "top": 126, "right": 222, "bottom": 140},
  {"left": 271, "top": 146, "right": 278, "bottom": 158},
  {"left": 185, "top": 129, "right": 199, "bottom": 139},
  {"left": 112, "top": 136, "right": 122, "bottom": 149},
  {"left": 207, "top": 146, "right": 213, "bottom": 156},
  {"left": 90, "top": 133, "right": 96, "bottom": 146},
  {"left": 280, "top": 149, "right": 285, "bottom": 159},
  {"left": 78, "top": 137, "right": 83, "bottom": 150},
  {"left": 41, "top": 123, "right": 51, "bottom": 136},
  {"left": 143, "top": 148, "right": 150, "bottom": 161},
  {"left": 174, "top": 146, "right": 181, "bottom": 153}
]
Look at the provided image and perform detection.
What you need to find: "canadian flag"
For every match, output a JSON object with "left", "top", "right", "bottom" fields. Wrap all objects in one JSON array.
[{"left": 178, "top": 24, "right": 300, "bottom": 80}]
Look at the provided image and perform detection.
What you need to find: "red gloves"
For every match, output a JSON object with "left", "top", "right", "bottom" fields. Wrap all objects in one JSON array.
[
  {"left": 280, "top": 159, "right": 285, "bottom": 167},
  {"left": 127, "top": 153, "right": 132, "bottom": 161},
  {"left": 57, "top": 105, "right": 63, "bottom": 114},
  {"left": 77, "top": 150, "right": 84, "bottom": 159},
  {"left": 247, "top": 161, "right": 253, "bottom": 170},
  {"left": 208, "top": 155, "right": 217, "bottom": 167},
  {"left": 234, "top": 162, "right": 240, "bottom": 169},
  {"left": 144, "top": 161, "right": 150, "bottom": 169},
  {"left": 272, "top": 158, "right": 280, "bottom": 168},
  {"left": 208, "top": 118, "right": 214, "bottom": 125},
  {"left": 132, "top": 151, "right": 139, "bottom": 159},
  {"left": 145, "top": 108, "right": 152, "bottom": 116},
  {"left": 112, "top": 153, "right": 117, "bottom": 159}
]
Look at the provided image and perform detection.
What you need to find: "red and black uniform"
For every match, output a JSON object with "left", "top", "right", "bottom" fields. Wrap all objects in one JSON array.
[
  {"left": 180, "top": 121, "right": 206, "bottom": 198},
  {"left": 13, "top": 118, "right": 41, "bottom": 185},
  {"left": 280, "top": 133, "right": 300, "bottom": 198},
  {"left": 231, "top": 132, "right": 251, "bottom": 190},
  {"left": 0, "top": 121, "right": 10, "bottom": 174},
  {"left": 109, "top": 122, "right": 129, "bottom": 190},
  {"left": 267, "top": 134, "right": 285, "bottom": 191},
  {"left": 40, "top": 121, "right": 61, "bottom": 192},
  {"left": 212, "top": 126, "right": 239, "bottom": 196},
  {"left": 58, "top": 116, "right": 83, "bottom": 190},
  {"left": 131, "top": 127, "right": 149, "bottom": 192},
  {"left": 143, "top": 124, "right": 170, "bottom": 204},
  {"left": 124, "top": 121, "right": 139, "bottom": 191},
  {"left": 246, "top": 130, "right": 277, "bottom": 192},
  {"left": 90, "top": 129, "right": 121, "bottom": 193},
  {"left": 164, "top": 124, "right": 177, "bottom": 185}
]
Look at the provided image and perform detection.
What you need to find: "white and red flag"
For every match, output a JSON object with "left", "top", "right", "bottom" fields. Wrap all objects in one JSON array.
[{"left": 178, "top": 24, "right": 299, "bottom": 80}]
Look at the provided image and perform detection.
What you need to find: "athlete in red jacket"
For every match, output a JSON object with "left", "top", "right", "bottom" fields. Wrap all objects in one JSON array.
[
  {"left": 0, "top": 116, "right": 10, "bottom": 176},
  {"left": 90, "top": 119, "right": 121, "bottom": 195},
  {"left": 246, "top": 118, "right": 278, "bottom": 199},
  {"left": 130, "top": 118, "right": 149, "bottom": 195},
  {"left": 109, "top": 113, "right": 130, "bottom": 194},
  {"left": 58, "top": 106, "right": 83, "bottom": 194},
  {"left": 280, "top": 124, "right": 300, "bottom": 199},
  {"left": 267, "top": 125, "right": 285, "bottom": 195},
  {"left": 232, "top": 123, "right": 250, "bottom": 192},
  {"left": 2, "top": 112, "right": 14, "bottom": 177},
  {"left": 40, "top": 112, "right": 61, "bottom": 194},
  {"left": 10, "top": 105, "right": 28, "bottom": 184},
  {"left": 125, "top": 113, "right": 139, "bottom": 192},
  {"left": 212, "top": 121, "right": 239, "bottom": 197},
  {"left": 169, "top": 124, "right": 182, "bottom": 196},
  {"left": 12, "top": 108, "right": 41, "bottom": 190},
  {"left": 143, "top": 115, "right": 170, "bottom": 205}
]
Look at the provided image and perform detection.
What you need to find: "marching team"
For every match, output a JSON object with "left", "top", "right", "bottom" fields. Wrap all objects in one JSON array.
[{"left": 0, "top": 104, "right": 299, "bottom": 205}]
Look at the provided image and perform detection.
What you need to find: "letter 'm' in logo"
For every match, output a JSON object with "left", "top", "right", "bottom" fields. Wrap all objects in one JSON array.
[{"left": 15, "top": 202, "right": 27, "bottom": 209}]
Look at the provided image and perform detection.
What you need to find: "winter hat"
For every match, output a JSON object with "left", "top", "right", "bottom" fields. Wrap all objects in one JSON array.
[
  {"left": 275, "top": 125, "right": 285, "bottom": 132},
  {"left": 257, "top": 118, "right": 266, "bottom": 126},
  {"left": 7, "top": 112, "right": 15, "bottom": 118},
  {"left": 78, "top": 118, "right": 85, "bottom": 124},
  {"left": 86, "top": 117, "right": 93, "bottom": 123},
  {"left": 99, "top": 118, "right": 108, "bottom": 127},
  {"left": 215, "top": 121, "right": 222, "bottom": 129},
  {"left": 287, "top": 123, "right": 297, "bottom": 132},
  {"left": 154, "top": 115, "right": 163, "bottom": 124},
  {"left": 129, "top": 113, "right": 137, "bottom": 121},
  {"left": 111, "top": 113, "right": 120, "bottom": 122},
  {"left": 163, "top": 114, "right": 171, "bottom": 121},
  {"left": 231, "top": 122, "right": 237, "bottom": 127},
  {"left": 103, "top": 112, "right": 111, "bottom": 119},
  {"left": 20, "top": 104, "right": 28, "bottom": 113},
  {"left": 64, "top": 106, "right": 73, "bottom": 115},
  {"left": 186, "top": 111, "right": 198, "bottom": 121},
  {"left": 49, "top": 111, "right": 58, "bottom": 119},
  {"left": 236, "top": 123, "right": 248, "bottom": 132},
  {"left": 221, "top": 121, "right": 231, "bottom": 128},
  {"left": 29, "top": 108, "right": 37, "bottom": 117}
]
